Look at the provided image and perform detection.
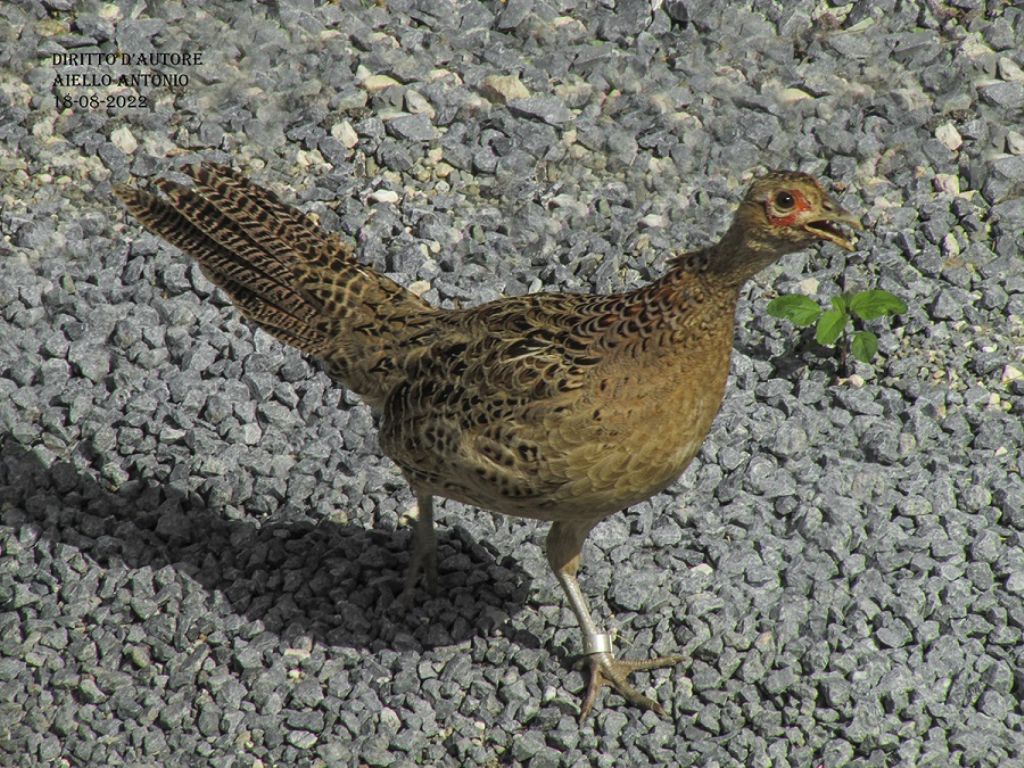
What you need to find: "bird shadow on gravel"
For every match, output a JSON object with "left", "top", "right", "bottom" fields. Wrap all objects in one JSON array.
[{"left": 0, "top": 436, "right": 531, "bottom": 653}]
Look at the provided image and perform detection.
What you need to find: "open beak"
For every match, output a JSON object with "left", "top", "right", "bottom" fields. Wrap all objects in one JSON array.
[{"left": 804, "top": 205, "right": 863, "bottom": 252}]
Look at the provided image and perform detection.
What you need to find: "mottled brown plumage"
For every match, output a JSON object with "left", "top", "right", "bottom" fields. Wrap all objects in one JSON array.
[{"left": 115, "top": 164, "right": 860, "bottom": 719}]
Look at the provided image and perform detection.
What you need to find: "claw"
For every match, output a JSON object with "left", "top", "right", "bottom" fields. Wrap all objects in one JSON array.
[{"left": 579, "top": 652, "right": 685, "bottom": 721}]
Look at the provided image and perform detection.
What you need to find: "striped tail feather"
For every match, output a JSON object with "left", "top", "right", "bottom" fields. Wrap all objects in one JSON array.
[{"left": 114, "top": 163, "right": 435, "bottom": 405}]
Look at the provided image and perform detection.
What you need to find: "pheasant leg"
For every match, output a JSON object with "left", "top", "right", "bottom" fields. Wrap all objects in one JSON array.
[
  {"left": 397, "top": 493, "right": 438, "bottom": 605},
  {"left": 547, "top": 520, "right": 684, "bottom": 720}
]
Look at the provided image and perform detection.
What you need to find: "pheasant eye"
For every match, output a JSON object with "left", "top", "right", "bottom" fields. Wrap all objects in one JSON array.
[{"left": 774, "top": 191, "right": 795, "bottom": 210}]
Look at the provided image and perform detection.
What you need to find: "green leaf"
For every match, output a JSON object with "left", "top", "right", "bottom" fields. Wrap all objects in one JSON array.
[
  {"left": 831, "top": 294, "right": 850, "bottom": 315},
  {"left": 851, "top": 330, "right": 879, "bottom": 363},
  {"left": 766, "top": 295, "right": 822, "bottom": 327},
  {"left": 815, "top": 309, "right": 847, "bottom": 346},
  {"left": 849, "top": 289, "right": 907, "bottom": 321}
]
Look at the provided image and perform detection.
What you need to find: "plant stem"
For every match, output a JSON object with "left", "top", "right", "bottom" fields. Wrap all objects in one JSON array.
[
  {"left": 840, "top": 328, "right": 849, "bottom": 378},
  {"left": 837, "top": 271, "right": 850, "bottom": 379}
]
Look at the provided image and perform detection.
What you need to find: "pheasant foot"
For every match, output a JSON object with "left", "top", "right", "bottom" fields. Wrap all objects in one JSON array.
[{"left": 580, "top": 650, "right": 685, "bottom": 721}]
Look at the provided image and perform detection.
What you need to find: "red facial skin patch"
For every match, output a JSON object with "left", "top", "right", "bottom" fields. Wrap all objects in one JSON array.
[{"left": 766, "top": 189, "right": 811, "bottom": 229}]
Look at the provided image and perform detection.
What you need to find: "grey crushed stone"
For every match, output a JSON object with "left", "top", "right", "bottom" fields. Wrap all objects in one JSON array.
[{"left": 2, "top": 1, "right": 1024, "bottom": 767}]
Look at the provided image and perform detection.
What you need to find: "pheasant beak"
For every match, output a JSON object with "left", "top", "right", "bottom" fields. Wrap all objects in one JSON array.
[{"left": 803, "top": 205, "right": 863, "bottom": 252}]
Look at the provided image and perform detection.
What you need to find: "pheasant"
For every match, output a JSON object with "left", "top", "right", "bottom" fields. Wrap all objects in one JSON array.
[{"left": 115, "top": 165, "right": 860, "bottom": 719}]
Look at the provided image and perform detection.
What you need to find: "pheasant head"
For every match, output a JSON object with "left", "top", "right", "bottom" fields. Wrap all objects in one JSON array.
[{"left": 712, "top": 170, "right": 863, "bottom": 284}]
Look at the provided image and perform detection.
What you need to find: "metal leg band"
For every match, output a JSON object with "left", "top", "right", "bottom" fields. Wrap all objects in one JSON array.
[{"left": 582, "top": 632, "right": 612, "bottom": 655}]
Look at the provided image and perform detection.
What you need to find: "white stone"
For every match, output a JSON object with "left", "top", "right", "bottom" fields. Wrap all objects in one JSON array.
[
  {"left": 934, "top": 122, "right": 962, "bottom": 151},
  {"left": 933, "top": 173, "right": 960, "bottom": 196},
  {"left": 429, "top": 68, "right": 462, "bottom": 85},
  {"left": 480, "top": 74, "right": 530, "bottom": 105},
  {"left": 942, "top": 233, "right": 960, "bottom": 257},
  {"left": 404, "top": 89, "right": 435, "bottom": 118},
  {"left": 1007, "top": 130, "right": 1024, "bottom": 156},
  {"left": 998, "top": 56, "right": 1024, "bottom": 82},
  {"left": 798, "top": 277, "right": 820, "bottom": 295},
  {"left": 778, "top": 87, "right": 813, "bottom": 105},
  {"left": 379, "top": 708, "right": 401, "bottom": 731},
  {"left": 110, "top": 125, "right": 138, "bottom": 154},
  {"left": 638, "top": 213, "right": 666, "bottom": 229},
  {"left": 330, "top": 120, "right": 358, "bottom": 149},
  {"left": 408, "top": 280, "right": 431, "bottom": 297},
  {"left": 547, "top": 194, "right": 587, "bottom": 217},
  {"left": 360, "top": 74, "right": 400, "bottom": 92},
  {"left": 32, "top": 117, "right": 53, "bottom": 139},
  {"left": 369, "top": 189, "right": 399, "bottom": 204},
  {"left": 1002, "top": 364, "right": 1023, "bottom": 384}
]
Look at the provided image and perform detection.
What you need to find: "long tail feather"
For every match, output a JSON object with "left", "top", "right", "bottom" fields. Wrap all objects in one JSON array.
[{"left": 115, "top": 164, "right": 436, "bottom": 405}]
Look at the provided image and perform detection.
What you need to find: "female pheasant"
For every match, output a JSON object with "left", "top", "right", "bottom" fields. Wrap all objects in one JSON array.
[{"left": 116, "top": 165, "right": 860, "bottom": 719}]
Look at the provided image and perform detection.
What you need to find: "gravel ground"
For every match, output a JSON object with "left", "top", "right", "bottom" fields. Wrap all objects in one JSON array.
[{"left": 2, "top": 0, "right": 1024, "bottom": 766}]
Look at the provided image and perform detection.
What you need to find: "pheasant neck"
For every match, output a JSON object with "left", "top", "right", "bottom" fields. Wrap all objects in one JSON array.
[{"left": 697, "top": 223, "right": 789, "bottom": 287}]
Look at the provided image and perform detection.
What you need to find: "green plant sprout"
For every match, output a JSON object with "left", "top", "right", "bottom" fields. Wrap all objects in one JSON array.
[{"left": 767, "top": 289, "right": 907, "bottom": 375}]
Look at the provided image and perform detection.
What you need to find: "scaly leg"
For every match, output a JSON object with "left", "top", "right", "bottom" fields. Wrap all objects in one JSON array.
[
  {"left": 396, "top": 493, "right": 438, "bottom": 606},
  {"left": 546, "top": 520, "right": 684, "bottom": 720}
]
